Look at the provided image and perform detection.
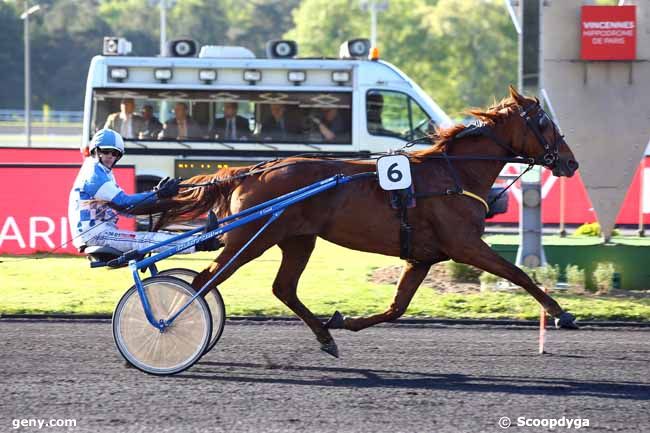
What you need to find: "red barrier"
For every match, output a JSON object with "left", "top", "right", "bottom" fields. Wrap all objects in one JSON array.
[
  {"left": 0, "top": 163, "right": 135, "bottom": 254},
  {"left": 0, "top": 148, "right": 647, "bottom": 256},
  {"left": 489, "top": 157, "right": 650, "bottom": 225},
  {"left": 0, "top": 147, "right": 83, "bottom": 163}
]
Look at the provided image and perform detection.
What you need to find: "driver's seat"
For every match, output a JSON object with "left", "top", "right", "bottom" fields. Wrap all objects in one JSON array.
[{"left": 83, "top": 245, "right": 124, "bottom": 264}]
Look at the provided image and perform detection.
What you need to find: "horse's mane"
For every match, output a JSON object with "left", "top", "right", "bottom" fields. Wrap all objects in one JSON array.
[
  {"left": 426, "top": 95, "right": 525, "bottom": 154},
  {"left": 152, "top": 91, "right": 535, "bottom": 227},
  {"left": 153, "top": 166, "right": 250, "bottom": 229}
]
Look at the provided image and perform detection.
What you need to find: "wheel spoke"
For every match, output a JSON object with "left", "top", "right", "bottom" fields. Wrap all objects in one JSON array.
[{"left": 113, "top": 277, "right": 211, "bottom": 374}]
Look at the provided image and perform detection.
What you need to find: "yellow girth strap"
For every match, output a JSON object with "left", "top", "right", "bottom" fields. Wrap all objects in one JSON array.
[{"left": 460, "top": 190, "right": 490, "bottom": 214}]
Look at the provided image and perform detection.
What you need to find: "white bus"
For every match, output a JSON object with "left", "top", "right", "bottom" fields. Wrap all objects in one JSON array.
[{"left": 83, "top": 37, "right": 452, "bottom": 190}]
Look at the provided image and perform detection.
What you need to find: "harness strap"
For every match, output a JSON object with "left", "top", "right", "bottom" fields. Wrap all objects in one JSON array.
[
  {"left": 392, "top": 188, "right": 414, "bottom": 260},
  {"left": 414, "top": 188, "right": 489, "bottom": 214},
  {"left": 460, "top": 190, "right": 489, "bottom": 213},
  {"left": 399, "top": 207, "right": 412, "bottom": 260}
]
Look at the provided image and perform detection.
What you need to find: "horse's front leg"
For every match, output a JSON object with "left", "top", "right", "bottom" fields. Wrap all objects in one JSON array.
[
  {"left": 450, "top": 239, "right": 578, "bottom": 329},
  {"left": 272, "top": 236, "right": 340, "bottom": 357},
  {"left": 326, "top": 261, "right": 431, "bottom": 332}
]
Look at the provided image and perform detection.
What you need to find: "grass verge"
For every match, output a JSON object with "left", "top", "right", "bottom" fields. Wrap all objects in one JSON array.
[{"left": 2, "top": 240, "right": 649, "bottom": 320}]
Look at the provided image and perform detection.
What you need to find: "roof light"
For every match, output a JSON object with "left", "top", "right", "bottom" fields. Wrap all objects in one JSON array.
[
  {"left": 331, "top": 70, "right": 350, "bottom": 85},
  {"left": 154, "top": 68, "right": 173, "bottom": 82},
  {"left": 369, "top": 47, "right": 380, "bottom": 61},
  {"left": 199, "top": 69, "right": 217, "bottom": 83},
  {"left": 109, "top": 67, "right": 128, "bottom": 82},
  {"left": 287, "top": 70, "right": 306, "bottom": 85},
  {"left": 243, "top": 69, "right": 261, "bottom": 84}
]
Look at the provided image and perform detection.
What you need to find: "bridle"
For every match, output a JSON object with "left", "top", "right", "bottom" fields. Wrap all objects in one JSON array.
[
  {"left": 518, "top": 102, "right": 562, "bottom": 169},
  {"left": 395, "top": 100, "right": 567, "bottom": 212},
  {"left": 179, "top": 101, "right": 567, "bottom": 216}
]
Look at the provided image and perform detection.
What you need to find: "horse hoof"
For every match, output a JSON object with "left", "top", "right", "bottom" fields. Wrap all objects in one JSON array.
[
  {"left": 325, "top": 311, "right": 345, "bottom": 329},
  {"left": 555, "top": 312, "right": 579, "bottom": 329},
  {"left": 320, "top": 340, "right": 339, "bottom": 358}
]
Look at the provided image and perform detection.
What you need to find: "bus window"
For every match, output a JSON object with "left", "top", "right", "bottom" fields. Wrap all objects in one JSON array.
[
  {"left": 410, "top": 99, "right": 437, "bottom": 140},
  {"left": 91, "top": 90, "right": 352, "bottom": 144},
  {"left": 366, "top": 90, "right": 435, "bottom": 140}
]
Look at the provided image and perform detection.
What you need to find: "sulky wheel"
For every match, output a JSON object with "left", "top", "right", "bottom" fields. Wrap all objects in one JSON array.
[
  {"left": 112, "top": 276, "right": 212, "bottom": 375},
  {"left": 157, "top": 268, "right": 226, "bottom": 355}
]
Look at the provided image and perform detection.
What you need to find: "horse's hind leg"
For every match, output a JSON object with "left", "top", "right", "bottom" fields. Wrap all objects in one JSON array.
[
  {"left": 450, "top": 239, "right": 578, "bottom": 329},
  {"left": 272, "top": 235, "right": 340, "bottom": 357},
  {"left": 327, "top": 261, "right": 432, "bottom": 332}
]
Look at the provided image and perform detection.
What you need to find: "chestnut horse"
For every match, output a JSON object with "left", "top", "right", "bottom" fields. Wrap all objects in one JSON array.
[{"left": 153, "top": 87, "right": 579, "bottom": 357}]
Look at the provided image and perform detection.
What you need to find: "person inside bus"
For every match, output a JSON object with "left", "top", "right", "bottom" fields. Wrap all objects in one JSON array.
[
  {"left": 210, "top": 102, "right": 250, "bottom": 141},
  {"left": 138, "top": 104, "right": 163, "bottom": 139},
  {"left": 366, "top": 91, "right": 400, "bottom": 137},
  {"left": 310, "top": 107, "right": 350, "bottom": 142},
  {"left": 104, "top": 98, "right": 144, "bottom": 139},
  {"left": 159, "top": 102, "right": 203, "bottom": 140},
  {"left": 69, "top": 128, "right": 221, "bottom": 255},
  {"left": 261, "top": 103, "right": 289, "bottom": 140}
]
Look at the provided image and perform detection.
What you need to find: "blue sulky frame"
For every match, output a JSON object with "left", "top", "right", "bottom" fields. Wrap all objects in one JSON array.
[{"left": 95, "top": 172, "right": 374, "bottom": 333}]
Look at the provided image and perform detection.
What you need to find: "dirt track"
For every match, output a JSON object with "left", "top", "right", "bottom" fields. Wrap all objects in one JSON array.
[{"left": 1, "top": 320, "right": 649, "bottom": 433}]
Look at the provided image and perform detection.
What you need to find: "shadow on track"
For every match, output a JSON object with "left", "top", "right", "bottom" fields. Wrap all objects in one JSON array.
[{"left": 180, "top": 361, "right": 650, "bottom": 401}]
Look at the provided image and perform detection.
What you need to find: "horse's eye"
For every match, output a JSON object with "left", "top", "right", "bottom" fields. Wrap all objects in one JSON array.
[{"left": 538, "top": 114, "right": 549, "bottom": 129}]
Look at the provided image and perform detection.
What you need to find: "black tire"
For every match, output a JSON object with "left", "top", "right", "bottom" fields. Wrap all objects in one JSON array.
[{"left": 157, "top": 268, "right": 226, "bottom": 355}]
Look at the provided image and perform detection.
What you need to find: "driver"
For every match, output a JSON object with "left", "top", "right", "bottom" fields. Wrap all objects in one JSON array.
[{"left": 68, "top": 128, "right": 220, "bottom": 254}]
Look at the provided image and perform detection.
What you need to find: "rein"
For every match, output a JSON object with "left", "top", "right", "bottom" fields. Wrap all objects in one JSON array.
[
  {"left": 179, "top": 102, "right": 557, "bottom": 218},
  {"left": 400, "top": 102, "right": 559, "bottom": 212},
  {"left": 178, "top": 154, "right": 379, "bottom": 188}
]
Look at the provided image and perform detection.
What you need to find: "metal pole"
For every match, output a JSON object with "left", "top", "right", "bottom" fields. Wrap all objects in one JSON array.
[
  {"left": 504, "top": 0, "right": 522, "bottom": 35},
  {"left": 24, "top": 0, "right": 31, "bottom": 147},
  {"left": 638, "top": 160, "right": 645, "bottom": 237},
  {"left": 160, "top": 0, "right": 167, "bottom": 56},
  {"left": 560, "top": 176, "right": 566, "bottom": 237},
  {"left": 370, "top": 1, "right": 377, "bottom": 47},
  {"left": 516, "top": 0, "right": 545, "bottom": 267}
]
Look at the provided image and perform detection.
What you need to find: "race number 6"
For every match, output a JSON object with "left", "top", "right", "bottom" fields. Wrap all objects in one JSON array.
[{"left": 377, "top": 154, "right": 412, "bottom": 191}]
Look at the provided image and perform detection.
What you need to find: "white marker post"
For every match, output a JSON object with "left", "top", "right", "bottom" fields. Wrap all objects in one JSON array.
[{"left": 539, "top": 287, "right": 547, "bottom": 354}]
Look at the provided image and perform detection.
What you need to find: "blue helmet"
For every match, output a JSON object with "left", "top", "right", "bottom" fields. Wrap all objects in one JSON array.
[{"left": 88, "top": 128, "right": 125, "bottom": 160}]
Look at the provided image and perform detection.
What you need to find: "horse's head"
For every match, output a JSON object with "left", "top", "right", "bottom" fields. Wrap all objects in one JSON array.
[{"left": 508, "top": 86, "right": 578, "bottom": 177}]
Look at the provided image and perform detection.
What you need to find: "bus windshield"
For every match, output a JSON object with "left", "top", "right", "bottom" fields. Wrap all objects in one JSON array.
[{"left": 91, "top": 89, "right": 352, "bottom": 145}]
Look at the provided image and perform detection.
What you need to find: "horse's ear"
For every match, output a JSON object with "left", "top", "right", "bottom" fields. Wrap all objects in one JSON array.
[{"left": 509, "top": 85, "right": 522, "bottom": 102}]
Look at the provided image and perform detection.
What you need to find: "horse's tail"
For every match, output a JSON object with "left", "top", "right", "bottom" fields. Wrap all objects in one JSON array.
[{"left": 154, "top": 166, "right": 248, "bottom": 228}]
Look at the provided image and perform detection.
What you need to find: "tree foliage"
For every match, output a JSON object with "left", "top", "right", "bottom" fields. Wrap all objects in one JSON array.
[
  {"left": 0, "top": 2, "right": 24, "bottom": 108},
  {"left": 424, "top": 0, "right": 517, "bottom": 114},
  {"left": 1, "top": 0, "right": 518, "bottom": 116},
  {"left": 287, "top": 0, "right": 517, "bottom": 116}
]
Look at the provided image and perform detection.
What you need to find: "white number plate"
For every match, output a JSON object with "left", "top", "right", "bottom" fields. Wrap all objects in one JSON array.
[{"left": 377, "top": 155, "right": 412, "bottom": 191}]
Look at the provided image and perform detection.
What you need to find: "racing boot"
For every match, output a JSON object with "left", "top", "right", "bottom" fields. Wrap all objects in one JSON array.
[{"left": 196, "top": 211, "right": 224, "bottom": 252}]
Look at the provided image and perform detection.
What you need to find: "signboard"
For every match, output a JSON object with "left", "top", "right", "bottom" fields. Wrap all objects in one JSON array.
[
  {"left": 581, "top": 5, "right": 636, "bottom": 60},
  {"left": 0, "top": 147, "right": 82, "bottom": 163},
  {"left": 0, "top": 164, "right": 135, "bottom": 254},
  {"left": 377, "top": 155, "right": 412, "bottom": 191},
  {"left": 489, "top": 158, "right": 650, "bottom": 226}
]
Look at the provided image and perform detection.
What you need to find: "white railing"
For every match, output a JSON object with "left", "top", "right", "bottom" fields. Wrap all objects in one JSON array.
[{"left": 0, "top": 109, "right": 83, "bottom": 123}]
